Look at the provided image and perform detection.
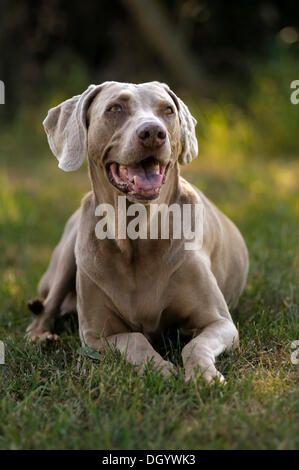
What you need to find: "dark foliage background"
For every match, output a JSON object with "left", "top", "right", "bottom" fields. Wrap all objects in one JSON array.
[{"left": 1, "top": 0, "right": 299, "bottom": 115}]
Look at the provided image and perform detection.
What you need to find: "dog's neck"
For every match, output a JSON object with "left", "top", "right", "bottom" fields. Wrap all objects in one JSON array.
[{"left": 88, "top": 158, "right": 181, "bottom": 262}]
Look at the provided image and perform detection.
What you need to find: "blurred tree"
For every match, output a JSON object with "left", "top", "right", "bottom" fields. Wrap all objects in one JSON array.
[
  {"left": 0, "top": 0, "right": 298, "bottom": 118},
  {"left": 121, "top": 0, "right": 201, "bottom": 90}
]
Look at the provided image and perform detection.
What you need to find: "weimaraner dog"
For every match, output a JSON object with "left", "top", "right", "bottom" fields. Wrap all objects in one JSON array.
[{"left": 26, "top": 81, "right": 248, "bottom": 383}]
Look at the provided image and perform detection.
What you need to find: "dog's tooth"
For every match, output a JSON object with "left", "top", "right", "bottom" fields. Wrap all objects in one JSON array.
[
  {"left": 154, "top": 163, "right": 160, "bottom": 175},
  {"left": 133, "top": 176, "right": 137, "bottom": 185},
  {"left": 119, "top": 165, "right": 127, "bottom": 174}
]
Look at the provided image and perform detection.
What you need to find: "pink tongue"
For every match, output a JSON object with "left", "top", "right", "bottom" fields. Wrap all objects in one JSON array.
[{"left": 126, "top": 163, "right": 163, "bottom": 191}]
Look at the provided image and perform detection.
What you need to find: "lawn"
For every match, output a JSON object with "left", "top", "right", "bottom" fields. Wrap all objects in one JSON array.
[{"left": 0, "top": 102, "right": 298, "bottom": 450}]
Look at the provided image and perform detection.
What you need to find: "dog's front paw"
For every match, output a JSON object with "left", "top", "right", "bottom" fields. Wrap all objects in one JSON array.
[
  {"left": 141, "top": 358, "right": 176, "bottom": 378},
  {"left": 185, "top": 364, "right": 225, "bottom": 385},
  {"left": 158, "top": 359, "right": 177, "bottom": 378}
]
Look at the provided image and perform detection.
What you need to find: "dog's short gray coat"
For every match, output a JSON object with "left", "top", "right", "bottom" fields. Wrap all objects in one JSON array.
[{"left": 26, "top": 81, "right": 248, "bottom": 382}]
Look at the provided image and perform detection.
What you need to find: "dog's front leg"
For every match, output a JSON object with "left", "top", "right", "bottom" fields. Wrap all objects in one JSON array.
[
  {"left": 105, "top": 332, "right": 175, "bottom": 378},
  {"left": 179, "top": 257, "right": 239, "bottom": 384},
  {"left": 182, "top": 319, "right": 238, "bottom": 384},
  {"left": 77, "top": 269, "right": 175, "bottom": 378}
]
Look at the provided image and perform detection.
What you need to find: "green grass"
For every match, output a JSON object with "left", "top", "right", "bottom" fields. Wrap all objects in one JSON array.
[{"left": 0, "top": 97, "right": 298, "bottom": 450}]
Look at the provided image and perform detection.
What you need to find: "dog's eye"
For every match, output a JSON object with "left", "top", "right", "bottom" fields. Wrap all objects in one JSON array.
[
  {"left": 107, "top": 104, "right": 123, "bottom": 113},
  {"left": 164, "top": 106, "right": 174, "bottom": 115}
]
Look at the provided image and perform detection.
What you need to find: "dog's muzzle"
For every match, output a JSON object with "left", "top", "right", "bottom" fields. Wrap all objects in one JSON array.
[{"left": 107, "top": 156, "right": 169, "bottom": 200}]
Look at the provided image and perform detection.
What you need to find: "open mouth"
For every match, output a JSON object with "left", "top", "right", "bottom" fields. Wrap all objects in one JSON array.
[{"left": 107, "top": 156, "right": 169, "bottom": 200}]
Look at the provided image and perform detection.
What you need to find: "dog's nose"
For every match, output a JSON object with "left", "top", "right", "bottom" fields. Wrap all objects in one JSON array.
[{"left": 137, "top": 122, "right": 166, "bottom": 148}]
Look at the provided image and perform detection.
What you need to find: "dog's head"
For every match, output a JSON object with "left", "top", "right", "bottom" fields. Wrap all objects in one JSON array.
[{"left": 43, "top": 81, "right": 198, "bottom": 201}]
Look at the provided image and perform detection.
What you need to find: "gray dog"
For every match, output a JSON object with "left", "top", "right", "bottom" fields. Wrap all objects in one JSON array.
[{"left": 26, "top": 81, "right": 248, "bottom": 383}]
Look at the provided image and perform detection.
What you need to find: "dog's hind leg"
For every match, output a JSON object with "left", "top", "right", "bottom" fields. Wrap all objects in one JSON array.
[{"left": 26, "top": 209, "right": 80, "bottom": 343}]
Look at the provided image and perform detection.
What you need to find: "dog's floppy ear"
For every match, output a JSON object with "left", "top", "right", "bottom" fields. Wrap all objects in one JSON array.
[
  {"left": 158, "top": 82, "right": 198, "bottom": 165},
  {"left": 43, "top": 84, "right": 105, "bottom": 171}
]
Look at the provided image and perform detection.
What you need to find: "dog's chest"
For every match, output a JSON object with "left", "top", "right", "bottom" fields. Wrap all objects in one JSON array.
[
  {"left": 96, "top": 240, "right": 184, "bottom": 332},
  {"left": 103, "top": 261, "right": 168, "bottom": 331}
]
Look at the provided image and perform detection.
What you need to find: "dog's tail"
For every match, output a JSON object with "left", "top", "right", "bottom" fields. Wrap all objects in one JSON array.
[{"left": 27, "top": 298, "right": 44, "bottom": 315}]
